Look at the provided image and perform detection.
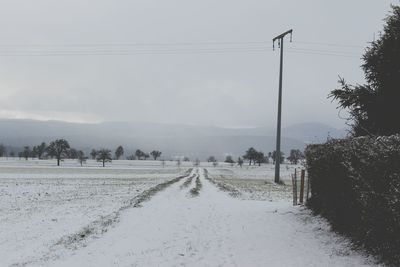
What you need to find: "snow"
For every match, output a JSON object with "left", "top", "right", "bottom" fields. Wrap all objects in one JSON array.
[
  {"left": 0, "top": 160, "right": 382, "bottom": 266},
  {"left": 0, "top": 160, "right": 188, "bottom": 266}
]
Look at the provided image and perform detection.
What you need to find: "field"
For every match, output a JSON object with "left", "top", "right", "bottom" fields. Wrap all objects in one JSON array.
[
  {"left": 0, "top": 159, "right": 189, "bottom": 266},
  {"left": 0, "top": 159, "right": 380, "bottom": 267}
]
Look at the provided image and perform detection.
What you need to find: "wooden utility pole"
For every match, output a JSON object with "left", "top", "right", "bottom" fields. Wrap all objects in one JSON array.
[{"left": 272, "top": 29, "right": 293, "bottom": 183}]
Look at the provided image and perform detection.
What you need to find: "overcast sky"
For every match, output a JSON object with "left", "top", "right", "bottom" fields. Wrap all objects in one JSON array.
[{"left": 0, "top": 0, "right": 397, "bottom": 128}]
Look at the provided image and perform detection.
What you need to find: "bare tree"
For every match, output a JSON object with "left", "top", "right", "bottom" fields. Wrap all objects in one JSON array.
[
  {"left": 135, "top": 149, "right": 145, "bottom": 160},
  {"left": 243, "top": 147, "right": 257, "bottom": 165},
  {"left": 68, "top": 148, "right": 79, "bottom": 159},
  {"left": 254, "top": 151, "right": 265, "bottom": 166},
  {"left": 207, "top": 156, "right": 216, "bottom": 163},
  {"left": 22, "top": 146, "right": 31, "bottom": 160},
  {"left": 150, "top": 150, "right": 162, "bottom": 160},
  {"left": 35, "top": 142, "right": 47, "bottom": 159},
  {"left": 90, "top": 149, "right": 98, "bottom": 160},
  {"left": 0, "top": 144, "right": 6, "bottom": 158},
  {"left": 47, "top": 139, "right": 70, "bottom": 166},
  {"left": 77, "top": 150, "right": 88, "bottom": 166},
  {"left": 115, "top": 145, "right": 124, "bottom": 160},
  {"left": 97, "top": 149, "right": 112, "bottom": 167},
  {"left": 237, "top": 157, "right": 244, "bottom": 168},
  {"left": 287, "top": 149, "right": 304, "bottom": 164},
  {"left": 126, "top": 154, "right": 135, "bottom": 160},
  {"left": 224, "top": 155, "right": 235, "bottom": 164},
  {"left": 272, "top": 150, "right": 285, "bottom": 164}
]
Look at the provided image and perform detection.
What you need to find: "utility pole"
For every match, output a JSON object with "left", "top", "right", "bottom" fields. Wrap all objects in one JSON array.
[{"left": 272, "top": 29, "right": 293, "bottom": 184}]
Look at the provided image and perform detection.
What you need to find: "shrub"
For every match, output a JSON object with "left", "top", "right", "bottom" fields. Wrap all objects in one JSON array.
[{"left": 305, "top": 135, "right": 400, "bottom": 266}]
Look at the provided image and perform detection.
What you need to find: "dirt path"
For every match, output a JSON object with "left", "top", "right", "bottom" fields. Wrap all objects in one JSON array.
[{"left": 39, "top": 168, "right": 381, "bottom": 267}]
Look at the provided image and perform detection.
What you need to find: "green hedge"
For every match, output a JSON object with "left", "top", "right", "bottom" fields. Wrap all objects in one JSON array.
[{"left": 305, "top": 135, "right": 400, "bottom": 266}]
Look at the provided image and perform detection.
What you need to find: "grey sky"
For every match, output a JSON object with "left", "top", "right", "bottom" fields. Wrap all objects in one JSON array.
[{"left": 0, "top": 0, "right": 397, "bottom": 128}]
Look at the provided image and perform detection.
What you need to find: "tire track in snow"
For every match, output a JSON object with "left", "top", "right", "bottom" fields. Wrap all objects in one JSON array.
[
  {"left": 12, "top": 168, "right": 194, "bottom": 267},
  {"left": 32, "top": 167, "right": 381, "bottom": 267},
  {"left": 203, "top": 168, "right": 241, "bottom": 198}
]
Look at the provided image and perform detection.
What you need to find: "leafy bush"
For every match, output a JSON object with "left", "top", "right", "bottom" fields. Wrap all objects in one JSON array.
[{"left": 305, "top": 135, "right": 400, "bottom": 266}]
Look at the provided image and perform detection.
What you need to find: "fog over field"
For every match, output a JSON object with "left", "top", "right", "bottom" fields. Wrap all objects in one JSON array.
[{"left": 0, "top": 119, "right": 345, "bottom": 159}]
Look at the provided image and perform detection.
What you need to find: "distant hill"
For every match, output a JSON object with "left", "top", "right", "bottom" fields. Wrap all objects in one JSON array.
[{"left": 0, "top": 119, "right": 346, "bottom": 160}]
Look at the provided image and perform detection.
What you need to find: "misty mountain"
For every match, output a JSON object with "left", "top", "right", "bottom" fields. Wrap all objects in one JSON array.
[{"left": 0, "top": 119, "right": 346, "bottom": 160}]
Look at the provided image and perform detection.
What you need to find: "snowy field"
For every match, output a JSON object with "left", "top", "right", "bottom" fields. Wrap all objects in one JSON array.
[
  {"left": 0, "top": 159, "right": 189, "bottom": 266},
  {"left": 206, "top": 163, "right": 302, "bottom": 201},
  {"left": 0, "top": 159, "right": 381, "bottom": 267}
]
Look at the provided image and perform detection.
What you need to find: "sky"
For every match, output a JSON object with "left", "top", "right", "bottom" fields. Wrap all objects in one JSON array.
[{"left": 0, "top": 0, "right": 397, "bottom": 128}]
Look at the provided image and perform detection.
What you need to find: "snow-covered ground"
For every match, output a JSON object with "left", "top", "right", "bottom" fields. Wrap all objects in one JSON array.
[
  {"left": 0, "top": 160, "right": 381, "bottom": 266},
  {"left": 0, "top": 159, "right": 188, "bottom": 266},
  {"left": 206, "top": 164, "right": 302, "bottom": 201}
]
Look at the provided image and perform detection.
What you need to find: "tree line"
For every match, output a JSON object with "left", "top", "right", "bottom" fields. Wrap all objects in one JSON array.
[
  {"left": 205, "top": 147, "right": 305, "bottom": 168},
  {"left": 0, "top": 140, "right": 162, "bottom": 167},
  {"left": 1, "top": 140, "right": 304, "bottom": 168}
]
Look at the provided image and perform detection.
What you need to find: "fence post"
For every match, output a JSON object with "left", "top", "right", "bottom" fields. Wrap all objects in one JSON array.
[
  {"left": 299, "top": 169, "right": 305, "bottom": 204},
  {"left": 292, "top": 169, "right": 298, "bottom": 206}
]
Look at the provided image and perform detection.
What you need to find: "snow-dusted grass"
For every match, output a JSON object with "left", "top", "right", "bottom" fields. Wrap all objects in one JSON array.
[
  {"left": 206, "top": 164, "right": 301, "bottom": 201},
  {"left": 0, "top": 159, "right": 188, "bottom": 266},
  {"left": 207, "top": 163, "right": 302, "bottom": 182}
]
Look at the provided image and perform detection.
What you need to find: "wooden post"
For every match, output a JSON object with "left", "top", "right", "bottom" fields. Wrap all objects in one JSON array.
[
  {"left": 292, "top": 169, "right": 297, "bottom": 206},
  {"left": 299, "top": 169, "right": 305, "bottom": 204},
  {"left": 291, "top": 174, "right": 295, "bottom": 206}
]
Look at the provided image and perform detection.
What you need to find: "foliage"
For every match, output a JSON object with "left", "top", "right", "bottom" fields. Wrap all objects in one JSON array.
[
  {"left": 329, "top": 5, "right": 400, "bottom": 136},
  {"left": 305, "top": 135, "right": 400, "bottom": 266}
]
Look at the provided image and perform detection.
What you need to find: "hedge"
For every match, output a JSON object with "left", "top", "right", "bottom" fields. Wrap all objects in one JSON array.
[{"left": 305, "top": 135, "right": 400, "bottom": 266}]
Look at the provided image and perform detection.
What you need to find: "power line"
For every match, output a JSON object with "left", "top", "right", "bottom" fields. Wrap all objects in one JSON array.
[
  {"left": 286, "top": 50, "right": 360, "bottom": 58},
  {"left": 0, "top": 40, "right": 364, "bottom": 49},
  {"left": 287, "top": 47, "right": 360, "bottom": 56},
  {"left": 0, "top": 41, "right": 363, "bottom": 57},
  {"left": 0, "top": 48, "right": 273, "bottom": 56},
  {"left": 0, "top": 41, "right": 270, "bottom": 48},
  {"left": 292, "top": 40, "right": 364, "bottom": 48}
]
